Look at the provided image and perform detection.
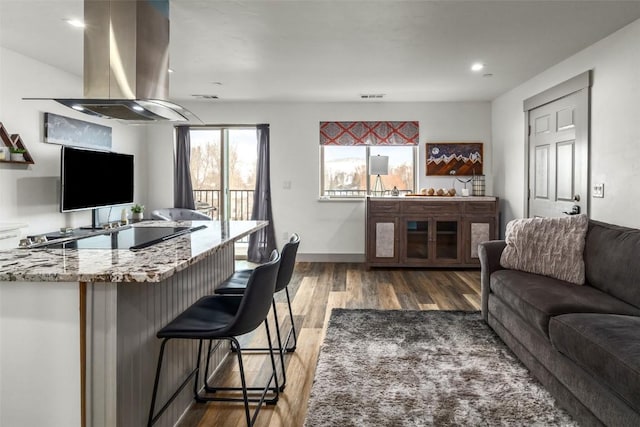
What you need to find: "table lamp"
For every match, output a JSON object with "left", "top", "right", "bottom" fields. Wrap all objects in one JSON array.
[{"left": 369, "top": 155, "right": 389, "bottom": 195}]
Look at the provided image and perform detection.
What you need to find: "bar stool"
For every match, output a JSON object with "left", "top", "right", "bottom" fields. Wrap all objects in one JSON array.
[
  {"left": 147, "top": 249, "right": 281, "bottom": 427},
  {"left": 215, "top": 233, "right": 300, "bottom": 388}
]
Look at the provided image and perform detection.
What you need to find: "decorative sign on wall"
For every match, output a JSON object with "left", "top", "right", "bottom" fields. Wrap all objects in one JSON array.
[
  {"left": 44, "top": 112, "right": 112, "bottom": 149},
  {"left": 426, "top": 142, "right": 483, "bottom": 176}
]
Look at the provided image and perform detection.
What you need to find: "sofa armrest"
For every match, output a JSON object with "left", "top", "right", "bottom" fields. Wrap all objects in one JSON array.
[{"left": 478, "top": 240, "right": 507, "bottom": 322}]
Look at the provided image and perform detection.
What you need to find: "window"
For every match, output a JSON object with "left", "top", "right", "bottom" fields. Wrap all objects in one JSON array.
[{"left": 320, "top": 121, "right": 418, "bottom": 198}]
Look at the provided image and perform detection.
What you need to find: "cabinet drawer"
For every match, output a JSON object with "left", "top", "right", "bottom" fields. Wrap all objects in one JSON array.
[
  {"left": 368, "top": 200, "right": 400, "bottom": 213},
  {"left": 464, "top": 202, "right": 496, "bottom": 214},
  {"left": 402, "top": 201, "right": 461, "bottom": 215}
]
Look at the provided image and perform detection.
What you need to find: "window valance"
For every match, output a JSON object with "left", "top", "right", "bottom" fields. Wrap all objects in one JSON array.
[{"left": 320, "top": 121, "right": 419, "bottom": 146}]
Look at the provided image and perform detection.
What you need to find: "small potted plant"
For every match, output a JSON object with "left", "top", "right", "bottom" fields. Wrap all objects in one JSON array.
[
  {"left": 9, "top": 147, "right": 27, "bottom": 162},
  {"left": 130, "top": 204, "right": 144, "bottom": 221}
]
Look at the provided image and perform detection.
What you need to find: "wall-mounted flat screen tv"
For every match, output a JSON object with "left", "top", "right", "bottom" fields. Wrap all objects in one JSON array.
[{"left": 60, "top": 146, "right": 134, "bottom": 212}]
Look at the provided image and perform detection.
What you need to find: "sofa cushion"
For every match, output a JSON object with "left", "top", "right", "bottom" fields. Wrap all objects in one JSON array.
[
  {"left": 500, "top": 214, "right": 588, "bottom": 285},
  {"left": 585, "top": 220, "right": 640, "bottom": 309},
  {"left": 549, "top": 313, "right": 640, "bottom": 413},
  {"left": 490, "top": 269, "right": 640, "bottom": 337}
]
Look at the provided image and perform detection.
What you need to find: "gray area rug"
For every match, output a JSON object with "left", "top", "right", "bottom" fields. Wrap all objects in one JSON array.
[{"left": 304, "top": 309, "right": 577, "bottom": 427}]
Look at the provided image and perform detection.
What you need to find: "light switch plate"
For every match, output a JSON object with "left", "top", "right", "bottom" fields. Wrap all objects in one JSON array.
[{"left": 593, "top": 183, "right": 604, "bottom": 198}]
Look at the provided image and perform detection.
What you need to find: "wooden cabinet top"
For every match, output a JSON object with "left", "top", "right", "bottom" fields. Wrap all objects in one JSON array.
[{"left": 367, "top": 196, "right": 497, "bottom": 202}]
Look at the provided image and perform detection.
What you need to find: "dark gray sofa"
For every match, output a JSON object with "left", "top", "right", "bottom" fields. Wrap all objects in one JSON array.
[{"left": 479, "top": 219, "right": 640, "bottom": 426}]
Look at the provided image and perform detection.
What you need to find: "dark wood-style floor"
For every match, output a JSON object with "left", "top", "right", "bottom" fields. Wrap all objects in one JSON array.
[{"left": 177, "top": 262, "right": 481, "bottom": 427}]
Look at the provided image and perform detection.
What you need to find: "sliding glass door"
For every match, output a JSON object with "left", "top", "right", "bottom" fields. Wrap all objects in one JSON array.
[{"left": 189, "top": 127, "right": 257, "bottom": 222}]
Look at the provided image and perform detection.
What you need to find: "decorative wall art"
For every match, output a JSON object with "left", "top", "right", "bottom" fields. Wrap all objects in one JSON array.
[
  {"left": 320, "top": 121, "right": 419, "bottom": 145},
  {"left": 426, "top": 142, "right": 483, "bottom": 176},
  {"left": 44, "top": 112, "right": 112, "bottom": 149}
]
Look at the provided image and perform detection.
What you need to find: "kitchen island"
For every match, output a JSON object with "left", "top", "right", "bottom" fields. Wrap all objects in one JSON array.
[{"left": 0, "top": 220, "right": 267, "bottom": 427}]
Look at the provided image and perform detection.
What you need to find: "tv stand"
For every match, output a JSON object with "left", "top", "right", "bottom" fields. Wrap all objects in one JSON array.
[{"left": 79, "top": 208, "right": 102, "bottom": 230}]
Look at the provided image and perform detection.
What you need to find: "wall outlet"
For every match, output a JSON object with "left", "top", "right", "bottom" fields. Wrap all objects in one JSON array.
[{"left": 593, "top": 183, "right": 604, "bottom": 198}]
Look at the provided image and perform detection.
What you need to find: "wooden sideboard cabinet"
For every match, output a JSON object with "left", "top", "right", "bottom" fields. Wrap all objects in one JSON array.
[{"left": 365, "top": 196, "right": 499, "bottom": 268}]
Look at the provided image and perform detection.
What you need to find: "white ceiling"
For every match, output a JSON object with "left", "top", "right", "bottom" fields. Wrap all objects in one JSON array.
[{"left": 2, "top": 0, "right": 640, "bottom": 103}]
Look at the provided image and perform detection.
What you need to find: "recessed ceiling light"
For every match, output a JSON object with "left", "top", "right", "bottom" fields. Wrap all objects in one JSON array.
[
  {"left": 132, "top": 105, "right": 144, "bottom": 111},
  {"left": 71, "top": 105, "right": 84, "bottom": 111},
  {"left": 168, "top": 68, "right": 174, "bottom": 73},
  {"left": 66, "top": 19, "right": 85, "bottom": 28},
  {"left": 471, "top": 63, "right": 484, "bottom": 72}
]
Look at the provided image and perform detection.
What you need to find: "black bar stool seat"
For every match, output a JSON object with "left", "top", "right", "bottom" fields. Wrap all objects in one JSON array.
[
  {"left": 156, "top": 296, "right": 242, "bottom": 339},
  {"left": 214, "top": 270, "right": 252, "bottom": 294}
]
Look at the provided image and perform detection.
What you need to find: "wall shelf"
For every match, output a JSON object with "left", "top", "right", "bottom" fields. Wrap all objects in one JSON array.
[{"left": 0, "top": 122, "right": 34, "bottom": 164}]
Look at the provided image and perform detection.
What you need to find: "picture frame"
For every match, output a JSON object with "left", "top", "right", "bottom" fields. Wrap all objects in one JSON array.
[
  {"left": 426, "top": 142, "right": 483, "bottom": 176},
  {"left": 44, "top": 112, "right": 112, "bottom": 149}
]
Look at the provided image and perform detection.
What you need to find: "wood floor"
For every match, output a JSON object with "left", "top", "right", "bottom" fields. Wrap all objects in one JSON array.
[{"left": 177, "top": 262, "right": 481, "bottom": 427}]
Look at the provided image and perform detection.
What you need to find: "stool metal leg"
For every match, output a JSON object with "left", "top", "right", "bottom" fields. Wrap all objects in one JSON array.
[
  {"left": 223, "top": 298, "right": 288, "bottom": 391},
  {"left": 148, "top": 339, "right": 203, "bottom": 427},
  {"left": 270, "top": 300, "right": 287, "bottom": 390},
  {"left": 195, "top": 321, "right": 280, "bottom": 426},
  {"left": 233, "top": 338, "right": 252, "bottom": 426},
  {"left": 283, "top": 286, "right": 298, "bottom": 352},
  {"left": 237, "top": 288, "right": 297, "bottom": 355}
]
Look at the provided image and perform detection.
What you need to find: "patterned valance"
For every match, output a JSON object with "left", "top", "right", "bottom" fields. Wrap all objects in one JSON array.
[{"left": 320, "top": 121, "right": 419, "bottom": 146}]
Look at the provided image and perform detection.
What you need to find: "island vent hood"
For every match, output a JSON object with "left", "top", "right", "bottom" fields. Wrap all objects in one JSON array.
[{"left": 52, "top": 0, "right": 199, "bottom": 123}]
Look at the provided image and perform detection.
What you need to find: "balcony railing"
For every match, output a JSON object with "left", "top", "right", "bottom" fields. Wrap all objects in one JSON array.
[{"left": 193, "top": 189, "right": 254, "bottom": 221}]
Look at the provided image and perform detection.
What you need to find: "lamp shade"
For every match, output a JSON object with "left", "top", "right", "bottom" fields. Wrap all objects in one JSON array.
[{"left": 369, "top": 155, "right": 389, "bottom": 175}]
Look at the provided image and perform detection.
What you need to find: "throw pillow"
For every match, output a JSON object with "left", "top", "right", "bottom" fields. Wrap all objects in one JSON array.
[{"left": 500, "top": 214, "right": 588, "bottom": 285}]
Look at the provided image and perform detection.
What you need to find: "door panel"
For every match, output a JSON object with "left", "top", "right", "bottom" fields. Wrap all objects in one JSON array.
[
  {"left": 535, "top": 114, "right": 551, "bottom": 133},
  {"left": 534, "top": 145, "right": 550, "bottom": 199},
  {"left": 557, "top": 107, "right": 575, "bottom": 130},
  {"left": 528, "top": 89, "right": 588, "bottom": 218},
  {"left": 556, "top": 141, "right": 574, "bottom": 201}
]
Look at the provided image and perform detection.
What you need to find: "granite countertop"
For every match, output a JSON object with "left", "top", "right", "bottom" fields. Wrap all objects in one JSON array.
[{"left": 0, "top": 220, "right": 267, "bottom": 283}]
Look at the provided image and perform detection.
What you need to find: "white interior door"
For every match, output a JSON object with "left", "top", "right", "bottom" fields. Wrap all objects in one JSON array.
[{"left": 528, "top": 89, "right": 589, "bottom": 218}]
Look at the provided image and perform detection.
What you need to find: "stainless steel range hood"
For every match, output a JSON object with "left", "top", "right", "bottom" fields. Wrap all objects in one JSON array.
[{"left": 52, "top": 0, "right": 199, "bottom": 123}]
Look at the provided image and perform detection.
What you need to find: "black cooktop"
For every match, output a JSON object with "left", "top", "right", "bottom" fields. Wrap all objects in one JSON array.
[{"left": 43, "top": 226, "right": 205, "bottom": 250}]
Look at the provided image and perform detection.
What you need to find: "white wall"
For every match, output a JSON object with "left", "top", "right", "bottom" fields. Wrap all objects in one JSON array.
[
  {"left": 1, "top": 48, "right": 492, "bottom": 256},
  {"left": 0, "top": 48, "right": 148, "bottom": 236},
  {"left": 492, "top": 18, "right": 640, "bottom": 230},
  {"left": 147, "top": 102, "right": 492, "bottom": 257}
]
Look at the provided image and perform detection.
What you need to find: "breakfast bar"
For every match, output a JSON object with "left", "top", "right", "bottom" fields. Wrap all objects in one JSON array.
[{"left": 0, "top": 220, "right": 267, "bottom": 427}]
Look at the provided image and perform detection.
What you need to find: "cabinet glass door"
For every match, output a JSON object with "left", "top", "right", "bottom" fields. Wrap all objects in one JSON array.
[
  {"left": 405, "top": 220, "right": 429, "bottom": 259},
  {"left": 435, "top": 220, "right": 458, "bottom": 260}
]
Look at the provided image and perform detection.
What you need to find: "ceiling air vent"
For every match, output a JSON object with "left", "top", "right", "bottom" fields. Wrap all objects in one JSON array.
[
  {"left": 360, "top": 94, "right": 385, "bottom": 99},
  {"left": 192, "top": 94, "right": 219, "bottom": 100}
]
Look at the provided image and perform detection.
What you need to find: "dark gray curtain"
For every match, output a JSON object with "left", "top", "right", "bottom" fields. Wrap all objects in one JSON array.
[
  {"left": 174, "top": 126, "right": 195, "bottom": 209},
  {"left": 248, "top": 124, "right": 277, "bottom": 263}
]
